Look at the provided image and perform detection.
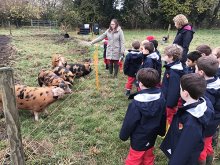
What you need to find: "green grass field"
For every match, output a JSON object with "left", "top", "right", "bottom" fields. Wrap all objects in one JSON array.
[{"left": 0, "top": 27, "right": 220, "bottom": 164}]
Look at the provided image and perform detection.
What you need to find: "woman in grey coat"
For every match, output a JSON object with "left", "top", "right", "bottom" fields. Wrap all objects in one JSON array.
[{"left": 91, "top": 19, "right": 125, "bottom": 77}]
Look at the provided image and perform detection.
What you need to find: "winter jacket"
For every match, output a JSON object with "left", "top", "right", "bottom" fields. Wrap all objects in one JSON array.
[
  {"left": 204, "top": 77, "right": 220, "bottom": 137},
  {"left": 186, "top": 66, "right": 195, "bottom": 74},
  {"left": 92, "top": 26, "right": 125, "bottom": 60},
  {"left": 140, "top": 52, "right": 162, "bottom": 79},
  {"left": 173, "top": 24, "right": 195, "bottom": 64},
  {"left": 162, "top": 60, "right": 185, "bottom": 108},
  {"left": 123, "top": 50, "right": 143, "bottom": 77},
  {"left": 160, "top": 97, "right": 214, "bottom": 165},
  {"left": 119, "top": 88, "right": 166, "bottom": 151},
  {"left": 217, "top": 68, "right": 220, "bottom": 78}
]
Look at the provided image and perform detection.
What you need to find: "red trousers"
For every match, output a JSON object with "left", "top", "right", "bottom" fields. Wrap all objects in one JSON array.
[
  {"left": 199, "top": 136, "right": 214, "bottom": 161},
  {"left": 125, "top": 147, "right": 155, "bottom": 165},
  {"left": 125, "top": 77, "right": 136, "bottom": 90},
  {"left": 166, "top": 107, "right": 178, "bottom": 125},
  {"left": 119, "top": 61, "right": 123, "bottom": 72}
]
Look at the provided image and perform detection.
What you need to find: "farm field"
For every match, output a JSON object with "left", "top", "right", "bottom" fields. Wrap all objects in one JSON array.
[{"left": 0, "top": 27, "right": 220, "bottom": 164}]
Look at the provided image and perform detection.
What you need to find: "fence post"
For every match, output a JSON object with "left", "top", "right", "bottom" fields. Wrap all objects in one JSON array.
[
  {"left": 0, "top": 67, "right": 25, "bottom": 165},
  {"left": 31, "top": 19, "right": 33, "bottom": 27}
]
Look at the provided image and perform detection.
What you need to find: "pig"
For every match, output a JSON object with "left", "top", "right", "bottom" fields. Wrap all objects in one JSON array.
[
  {"left": 0, "top": 85, "right": 65, "bottom": 121},
  {"left": 66, "top": 60, "right": 92, "bottom": 78},
  {"left": 38, "top": 69, "right": 72, "bottom": 94},
  {"left": 53, "top": 66, "right": 75, "bottom": 84},
  {"left": 52, "top": 54, "right": 67, "bottom": 69}
]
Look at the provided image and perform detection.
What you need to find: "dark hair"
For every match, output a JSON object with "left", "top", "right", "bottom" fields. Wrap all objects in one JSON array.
[
  {"left": 196, "top": 45, "right": 212, "bottom": 56},
  {"left": 150, "top": 40, "right": 158, "bottom": 49},
  {"left": 132, "top": 41, "right": 140, "bottom": 50},
  {"left": 109, "top": 19, "right": 119, "bottom": 31},
  {"left": 143, "top": 42, "right": 154, "bottom": 54},
  {"left": 187, "top": 51, "right": 202, "bottom": 62},
  {"left": 137, "top": 68, "right": 159, "bottom": 88},
  {"left": 164, "top": 44, "right": 183, "bottom": 61},
  {"left": 181, "top": 73, "right": 206, "bottom": 100},
  {"left": 197, "top": 56, "right": 219, "bottom": 77}
]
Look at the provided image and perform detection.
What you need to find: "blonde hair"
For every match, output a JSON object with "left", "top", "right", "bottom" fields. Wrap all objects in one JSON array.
[
  {"left": 173, "top": 14, "right": 188, "bottom": 28},
  {"left": 164, "top": 44, "right": 183, "bottom": 61}
]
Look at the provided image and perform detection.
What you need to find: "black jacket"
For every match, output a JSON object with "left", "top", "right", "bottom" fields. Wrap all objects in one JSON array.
[
  {"left": 123, "top": 50, "right": 143, "bottom": 77},
  {"left": 119, "top": 88, "right": 166, "bottom": 151},
  {"left": 173, "top": 24, "right": 195, "bottom": 64},
  {"left": 160, "top": 98, "right": 214, "bottom": 165}
]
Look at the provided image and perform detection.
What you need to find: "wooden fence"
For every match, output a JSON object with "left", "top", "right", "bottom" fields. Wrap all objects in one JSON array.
[{"left": 0, "top": 67, "right": 25, "bottom": 165}]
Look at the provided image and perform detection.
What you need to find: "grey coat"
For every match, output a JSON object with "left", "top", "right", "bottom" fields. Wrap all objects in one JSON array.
[{"left": 91, "top": 26, "right": 125, "bottom": 60}]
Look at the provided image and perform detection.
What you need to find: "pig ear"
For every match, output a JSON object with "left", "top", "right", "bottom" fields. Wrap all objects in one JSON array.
[{"left": 65, "top": 81, "right": 72, "bottom": 86}]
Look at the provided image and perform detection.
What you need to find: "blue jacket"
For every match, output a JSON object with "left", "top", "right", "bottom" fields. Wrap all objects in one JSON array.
[
  {"left": 160, "top": 98, "right": 214, "bottom": 165},
  {"left": 204, "top": 77, "right": 220, "bottom": 137},
  {"left": 140, "top": 52, "right": 162, "bottom": 80},
  {"left": 217, "top": 68, "right": 220, "bottom": 78},
  {"left": 162, "top": 61, "right": 185, "bottom": 108},
  {"left": 186, "top": 66, "right": 195, "bottom": 74},
  {"left": 123, "top": 50, "right": 143, "bottom": 77},
  {"left": 119, "top": 88, "right": 166, "bottom": 151},
  {"left": 173, "top": 24, "right": 195, "bottom": 64}
]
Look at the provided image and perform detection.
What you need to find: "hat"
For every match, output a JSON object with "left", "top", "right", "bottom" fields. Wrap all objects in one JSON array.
[{"left": 146, "top": 36, "right": 155, "bottom": 41}]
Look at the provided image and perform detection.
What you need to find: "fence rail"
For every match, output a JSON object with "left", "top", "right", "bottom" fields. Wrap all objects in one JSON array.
[{"left": 31, "top": 20, "right": 58, "bottom": 28}]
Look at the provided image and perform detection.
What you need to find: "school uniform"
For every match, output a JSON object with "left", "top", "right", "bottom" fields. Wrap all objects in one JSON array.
[
  {"left": 124, "top": 50, "right": 143, "bottom": 90},
  {"left": 199, "top": 77, "right": 220, "bottom": 161},
  {"left": 160, "top": 97, "right": 214, "bottom": 165},
  {"left": 217, "top": 68, "right": 220, "bottom": 78},
  {"left": 186, "top": 66, "right": 195, "bottom": 74},
  {"left": 120, "top": 88, "right": 166, "bottom": 165},
  {"left": 140, "top": 52, "right": 162, "bottom": 80},
  {"left": 161, "top": 60, "right": 185, "bottom": 124}
]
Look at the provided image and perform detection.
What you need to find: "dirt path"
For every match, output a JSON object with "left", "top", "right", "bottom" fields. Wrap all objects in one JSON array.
[{"left": 0, "top": 35, "right": 16, "bottom": 67}]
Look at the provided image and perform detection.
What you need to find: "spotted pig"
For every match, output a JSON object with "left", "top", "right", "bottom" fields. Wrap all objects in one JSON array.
[
  {"left": 38, "top": 69, "right": 72, "bottom": 94},
  {"left": 0, "top": 85, "right": 65, "bottom": 121}
]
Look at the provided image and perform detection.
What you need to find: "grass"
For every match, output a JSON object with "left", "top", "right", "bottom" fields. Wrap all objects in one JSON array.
[{"left": 0, "top": 27, "right": 220, "bottom": 164}]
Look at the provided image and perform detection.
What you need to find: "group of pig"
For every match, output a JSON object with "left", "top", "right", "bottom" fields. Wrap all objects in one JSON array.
[{"left": 0, "top": 54, "right": 92, "bottom": 121}]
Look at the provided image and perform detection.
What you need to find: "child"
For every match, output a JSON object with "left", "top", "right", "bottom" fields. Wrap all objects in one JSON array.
[
  {"left": 195, "top": 56, "right": 220, "bottom": 164},
  {"left": 120, "top": 68, "right": 166, "bottom": 165},
  {"left": 162, "top": 44, "right": 185, "bottom": 125},
  {"left": 186, "top": 51, "right": 202, "bottom": 73},
  {"left": 123, "top": 41, "right": 143, "bottom": 96},
  {"left": 160, "top": 73, "right": 214, "bottom": 165},
  {"left": 140, "top": 42, "right": 161, "bottom": 80},
  {"left": 212, "top": 47, "right": 220, "bottom": 78},
  {"left": 196, "top": 44, "right": 212, "bottom": 56},
  {"left": 103, "top": 37, "right": 109, "bottom": 69}
]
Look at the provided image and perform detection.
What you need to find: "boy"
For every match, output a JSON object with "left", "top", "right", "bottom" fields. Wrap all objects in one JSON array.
[
  {"left": 212, "top": 47, "right": 220, "bottom": 78},
  {"left": 124, "top": 41, "right": 143, "bottom": 96},
  {"left": 140, "top": 42, "right": 161, "bottom": 80},
  {"left": 160, "top": 73, "right": 214, "bottom": 165},
  {"left": 186, "top": 51, "right": 202, "bottom": 73},
  {"left": 196, "top": 44, "right": 212, "bottom": 56},
  {"left": 195, "top": 56, "right": 220, "bottom": 164},
  {"left": 120, "top": 68, "right": 166, "bottom": 165},
  {"left": 162, "top": 44, "right": 185, "bottom": 125}
]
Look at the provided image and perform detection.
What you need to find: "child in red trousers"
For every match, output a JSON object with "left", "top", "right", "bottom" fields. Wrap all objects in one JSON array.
[
  {"left": 120, "top": 68, "right": 166, "bottom": 165},
  {"left": 123, "top": 41, "right": 142, "bottom": 96}
]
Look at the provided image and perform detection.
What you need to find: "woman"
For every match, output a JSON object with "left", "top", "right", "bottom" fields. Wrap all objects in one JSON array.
[
  {"left": 91, "top": 19, "right": 125, "bottom": 77},
  {"left": 173, "top": 14, "right": 195, "bottom": 65}
]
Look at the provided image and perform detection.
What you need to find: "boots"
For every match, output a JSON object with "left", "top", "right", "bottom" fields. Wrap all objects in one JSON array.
[
  {"left": 206, "top": 155, "right": 214, "bottom": 165},
  {"left": 125, "top": 90, "right": 130, "bottom": 96},
  {"left": 105, "top": 64, "right": 109, "bottom": 70},
  {"left": 113, "top": 63, "right": 119, "bottom": 78},
  {"left": 109, "top": 63, "right": 113, "bottom": 74}
]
